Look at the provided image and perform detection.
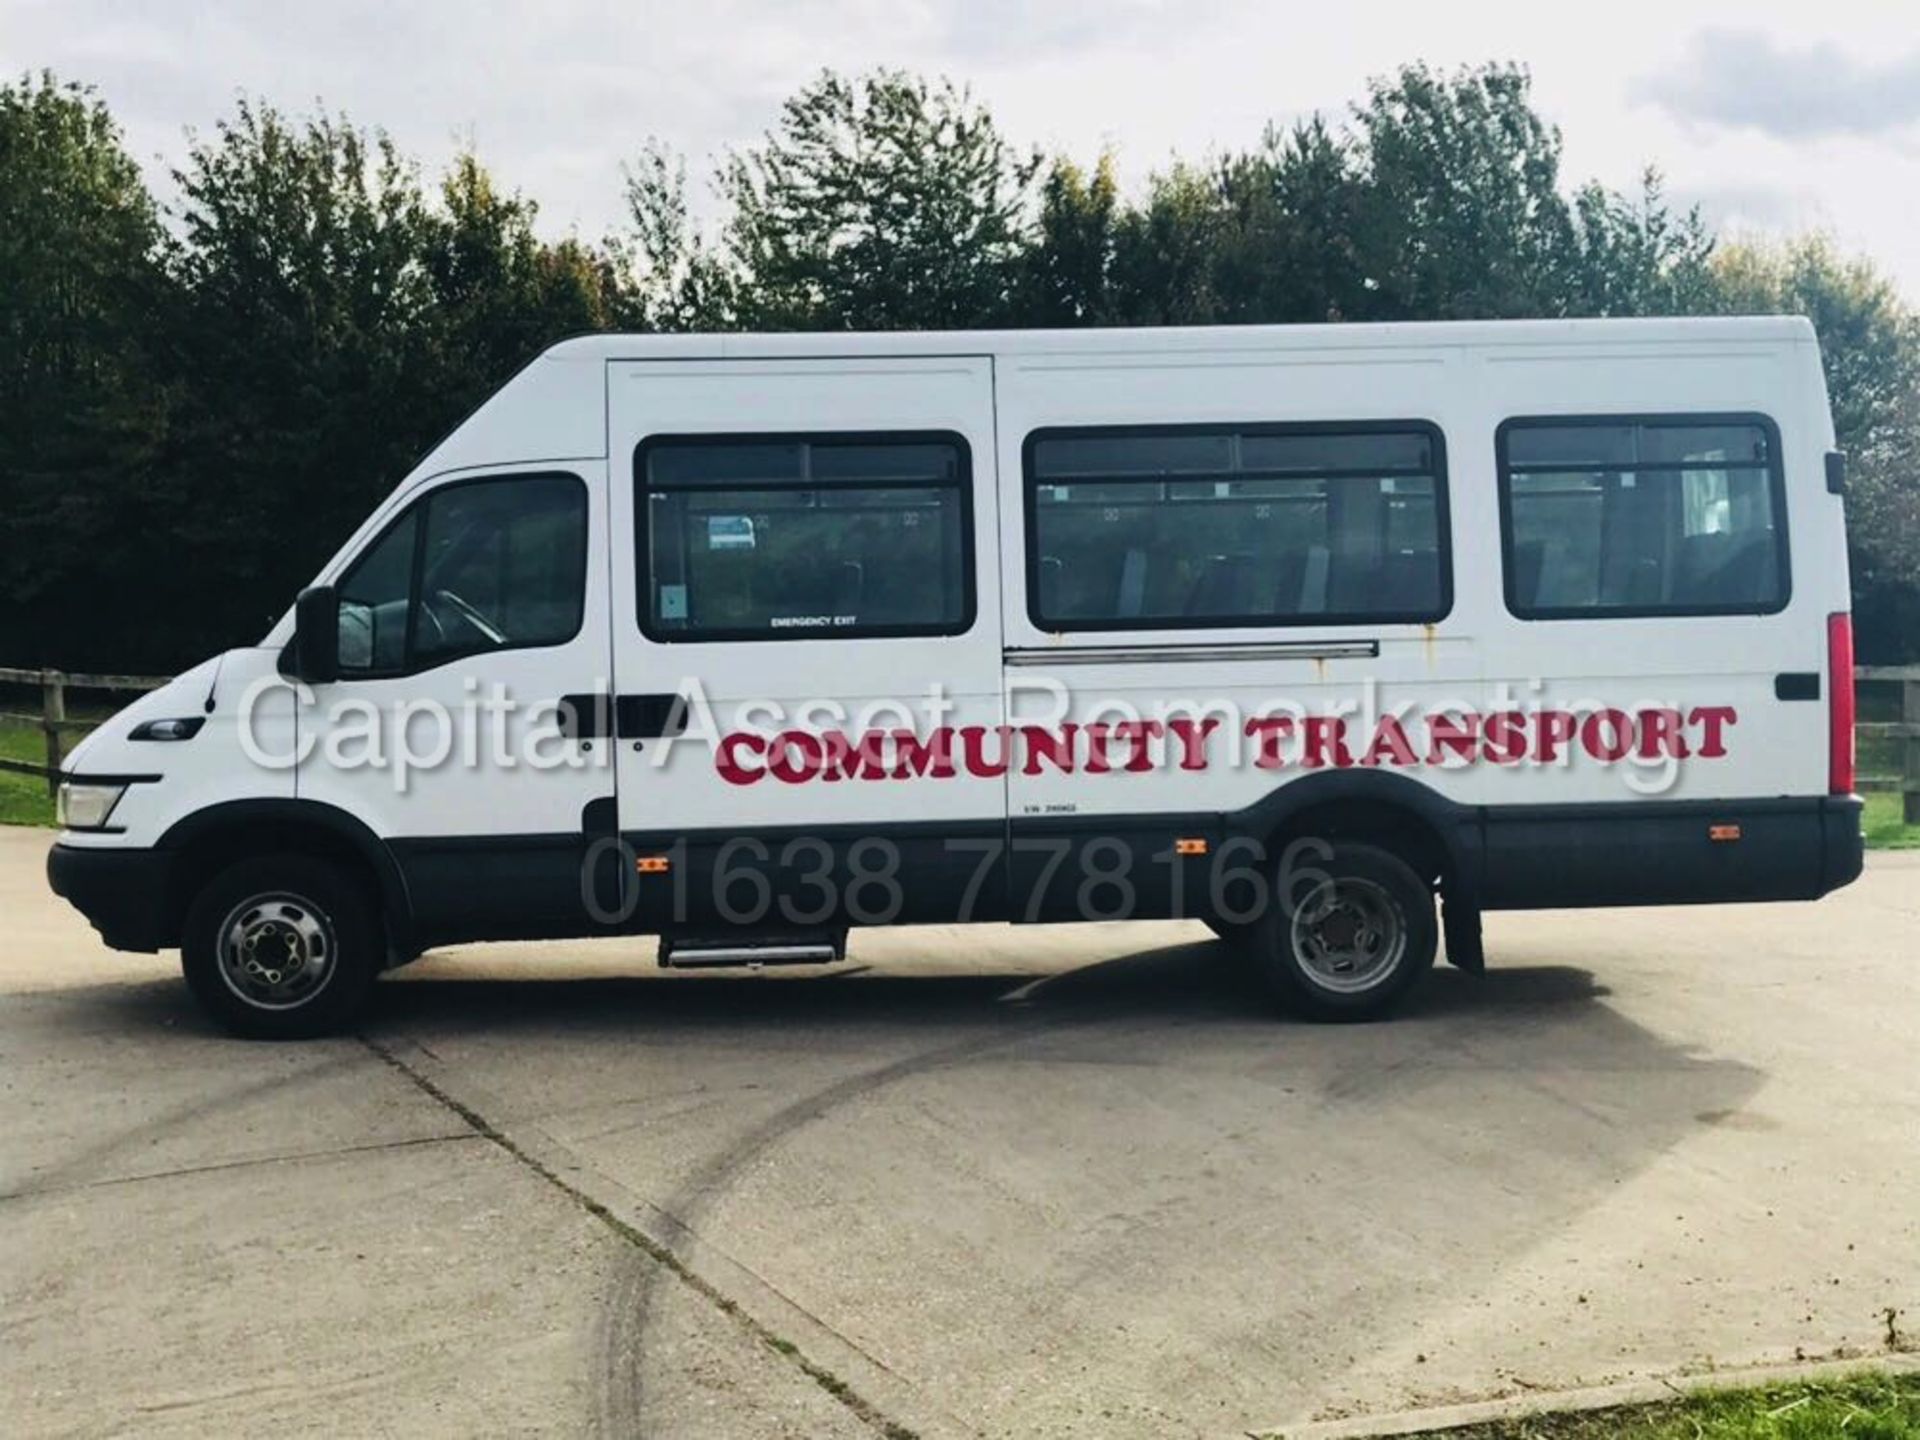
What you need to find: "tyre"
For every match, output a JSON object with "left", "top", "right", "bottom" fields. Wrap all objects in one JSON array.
[
  {"left": 180, "top": 853, "right": 382, "bottom": 1039},
  {"left": 1254, "top": 840, "right": 1436, "bottom": 1021}
]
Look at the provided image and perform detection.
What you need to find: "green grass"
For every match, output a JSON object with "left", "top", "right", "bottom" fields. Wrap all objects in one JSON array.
[
  {"left": 0, "top": 720, "right": 57, "bottom": 827},
  {"left": 1416, "top": 1369, "right": 1920, "bottom": 1439},
  {"left": 1864, "top": 790, "right": 1920, "bottom": 850}
]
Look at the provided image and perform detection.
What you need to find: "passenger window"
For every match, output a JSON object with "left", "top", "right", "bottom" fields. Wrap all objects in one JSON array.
[
  {"left": 333, "top": 473, "right": 587, "bottom": 675},
  {"left": 638, "top": 435, "right": 972, "bottom": 641},
  {"left": 1024, "top": 424, "right": 1448, "bottom": 630},
  {"left": 1499, "top": 418, "right": 1787, "bottom": 618}
]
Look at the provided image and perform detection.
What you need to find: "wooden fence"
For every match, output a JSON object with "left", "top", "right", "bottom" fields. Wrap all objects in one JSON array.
[
  {"left": 0, "top": 667, "right": 170, "bottom": 797},
  {"left": 3, "top": 662, "right": 1920, "bottom": 822},
  {"left": 1857, "top": 665, "right": 1920, "bottom": 824}
]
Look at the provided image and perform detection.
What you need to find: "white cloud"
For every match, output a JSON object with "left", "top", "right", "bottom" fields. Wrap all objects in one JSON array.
[
  {"left": 1636, "top": 28, "right": 1920, "bottom": 140},
  {"left": 3, "top": 1, "right": 1917, "bottom": 298}
]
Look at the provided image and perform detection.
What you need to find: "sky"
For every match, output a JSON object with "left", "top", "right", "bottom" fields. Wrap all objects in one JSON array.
[{"left": 7, "top": 0, "right": 1920, "bottom": 297}]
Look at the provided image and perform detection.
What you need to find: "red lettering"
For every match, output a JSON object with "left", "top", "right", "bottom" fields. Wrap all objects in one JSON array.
[
  {"left": 1688, "top": 705, "right": 1737, "bottom": 758},
  {"left": 1483, "top": 711, "right": 1527, "bottom": 765},
  {"left": 960, "top": 724, "right": 1012, "bottom": 778},
  {"left": 1020, "top": 724, "right": 1078, "bottom": 776},
  {"left": 1244, "top": 715, "right": 1296, "bottom": 769},
  {"left": 716, "top": 732, "right": 766, "bottom": 786},
  {"left": 1361, "top": 714, "right": 1418, "bottom": 767},
  {"left": 890, "top": 727, "right": 956, "bottom": 779},
  {"left": 1534, "top": 709, "right": 1577, "bottom": 763},
  {"left": 1165, "top": 716, "right": 1221, "bottom": 771},
  {"left": 1081, "top": 722, "right": 1115, "bottom": 774},
  {"left": 767, "top": 730, "right": 824, "bottom": 783},
  {"left": 1635, "top": 707, "right": 1690, "bottom": 760},
  {"left": 1303, "top": 716, "right": 1354, "bottom": 769},
  {"left": 1111, "top": 719, "right": 1164, "bottom": 773},
  {"left": 1427, "top": 711, "right": 1480, "bottom": 765},
  {"left": 818, "top": 730, "right": 889, "bottom": 781},
  {"left": 1579, "top": 708, "right": 1634, "bottom": 763}
]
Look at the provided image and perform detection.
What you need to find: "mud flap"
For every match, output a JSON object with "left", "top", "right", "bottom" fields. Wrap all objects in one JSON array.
[{"left": 1442, "top": 896, "right": 1485, "bottom": 974}]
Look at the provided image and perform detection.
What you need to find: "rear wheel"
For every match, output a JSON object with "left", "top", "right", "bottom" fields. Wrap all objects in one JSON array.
[
  {"left": 181, "top": 854, "right": 381, "bottom": 1039},
  {"left": 1254, "top": 840, "right": 1436, "bottom": 1021}
]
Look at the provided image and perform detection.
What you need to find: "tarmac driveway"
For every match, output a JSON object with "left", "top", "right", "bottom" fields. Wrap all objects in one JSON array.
[{"left": 3, "top": 826, "right": 1915, "bottom": 1437}]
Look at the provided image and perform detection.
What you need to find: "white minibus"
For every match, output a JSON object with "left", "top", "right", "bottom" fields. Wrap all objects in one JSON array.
[{"left": 47, "top": 318, "right": 1865, "bottom": 1036}]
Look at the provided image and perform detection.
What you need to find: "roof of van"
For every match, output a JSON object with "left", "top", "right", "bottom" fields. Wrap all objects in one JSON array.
[
  {"left": 541, "top": 314, "right": 1815, "bottom": 363},
  {"left": 406, "top": 315, "right": 1818, "bottom": 484}
]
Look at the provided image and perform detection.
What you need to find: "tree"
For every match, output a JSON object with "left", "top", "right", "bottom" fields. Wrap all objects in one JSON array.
[
  {"left": 1348, "top": 62, "right": 1578, "bottom": 320},
  {"left": 1707, "top": 237, "right": 1920, "bottom": 658},
  {"left": 619, "top": 140, "right": 736, "bottom": 331},
  {"left": 154, "top": 100, "right": 442, "bottom": 662},
  {"left": 0, "top": 73, "right": 168, "bottom": 669},
  {"left": 1016, "top": 154, "right": 1121, "bottom": 326},
  {"left": 5, "top": 65, "right": 1918, "bottom": 669},
  {"left": 426, "top": 151, "right": 637, "bottom": 389},
  {"left": 711, "top": 70, "right": 1040, "bottom": 329},
  {"left": 1566, "top": 172, "right": 1717, "bottom": 317},
  {"left": 1230, "top": 119, "right": 1368, "bottom": 323},
  {"left": 1106, "top": 162, "right": 1231, "bottom": 325}
]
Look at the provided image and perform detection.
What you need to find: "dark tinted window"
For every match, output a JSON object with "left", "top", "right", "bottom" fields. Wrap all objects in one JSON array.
[
  {"left": 1500, "top": 418, "right": 1787, "bottom": 617},
  {"left": 415, "top": 477, "right": 588, "bottom": 661},
  {"left": 640, "top": 434, "right": 972, "bottom": 641},
  {"left": 337, "top": 511, "right": 417, "bottom": 673},
  {"left": 334, "top": 474, "right": 587, "bottom": 674},
  {"left": 1026, "top": 425, "right": 1447, "bottom": 629}
]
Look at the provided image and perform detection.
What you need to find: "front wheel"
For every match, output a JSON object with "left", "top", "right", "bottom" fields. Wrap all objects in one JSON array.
[
  {"left": 1254, "top": 841, "right": 1436, "bottom": 1021},
  {"left": 181, "top": 854, "right": 381, "bottom": 1039}
]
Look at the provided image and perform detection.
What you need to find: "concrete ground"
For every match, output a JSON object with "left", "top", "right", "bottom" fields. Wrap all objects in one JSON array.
[{"left": 2, "top": 825, "right": 1915, "bottom": 1439}]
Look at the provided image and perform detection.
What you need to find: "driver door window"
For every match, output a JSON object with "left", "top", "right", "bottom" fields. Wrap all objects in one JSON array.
[{"left": 335, "top": 473, "right": 587, "bottom": 676}]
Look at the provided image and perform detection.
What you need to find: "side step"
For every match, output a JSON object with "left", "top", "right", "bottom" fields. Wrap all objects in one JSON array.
[{"left": 659, "top": 929, "right": 847, "bottom": 969}]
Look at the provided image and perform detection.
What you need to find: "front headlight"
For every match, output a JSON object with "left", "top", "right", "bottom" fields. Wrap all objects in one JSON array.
[
  {"left": 129, "top": 716, "right": 205, "bottom": 742},
  {"left": 57, "top": 783, "right": 128, "bottom": 830}
]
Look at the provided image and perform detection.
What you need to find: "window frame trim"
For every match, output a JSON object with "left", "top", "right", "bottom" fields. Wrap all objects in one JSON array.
[
  {"left": 1020, "top": 418, "right": 1455, "bottom": 634},
  {"left": 332, "top": 469, "right": 592, "bottom": 681},
  {"left": 633, "top": 429, "right": 978, "bottom": 645},
  {"left": 1495, "top": 411, "right": 1793, "bottom": 622}
]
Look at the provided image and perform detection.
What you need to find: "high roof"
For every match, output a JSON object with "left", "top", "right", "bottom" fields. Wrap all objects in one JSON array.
[
  {"left": 409, "top": 314, "right": 1818, "bottom": 482},
  {"left": 541, "top": 314, "right": 1814, "bottom": 364}
]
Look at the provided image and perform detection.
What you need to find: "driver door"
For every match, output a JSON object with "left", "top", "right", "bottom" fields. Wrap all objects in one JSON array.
[{"left": 296, "top": 464, "right": 616, "bottom": 945}]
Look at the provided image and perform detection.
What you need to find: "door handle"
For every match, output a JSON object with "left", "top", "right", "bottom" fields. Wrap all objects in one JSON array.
[
  {"left": 1774, "top": 672, "right": 1820, "bottom": 701},
  {"left": 556, "top": 693, "right": 615, "bottom": 739},
  {"left": 617, "top": 693, "right": 691, "bottom": 739}
]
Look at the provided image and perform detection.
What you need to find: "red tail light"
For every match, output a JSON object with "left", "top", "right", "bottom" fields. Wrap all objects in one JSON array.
[{"left": 1828, "top": 612, "right": 1855, "bottom": 795}]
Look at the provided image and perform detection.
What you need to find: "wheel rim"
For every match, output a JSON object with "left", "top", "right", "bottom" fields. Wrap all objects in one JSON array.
[
  {"left": 1289, "top": 876, "right": 1407, "bottom": 995},
  {"left": 216, "top": 892, "right": 336, "bottom": 1011}
]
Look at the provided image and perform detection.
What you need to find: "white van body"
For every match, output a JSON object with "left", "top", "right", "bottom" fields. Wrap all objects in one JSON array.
[{"left": 48, "top": 318, "right": 1865, "bottom": 1034}]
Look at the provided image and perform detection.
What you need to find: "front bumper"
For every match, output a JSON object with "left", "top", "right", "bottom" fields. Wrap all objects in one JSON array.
[{"left": 46, "top": 843, "right": 179, "bottom": 953}]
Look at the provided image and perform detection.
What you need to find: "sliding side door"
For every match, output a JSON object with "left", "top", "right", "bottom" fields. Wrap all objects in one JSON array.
[{"left": 606, "top": 356, "right": 1007, "bottom": 933}]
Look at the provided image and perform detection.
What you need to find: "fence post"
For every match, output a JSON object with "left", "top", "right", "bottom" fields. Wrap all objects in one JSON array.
[
  {"left": 42, "top": 669, "right": 66, "bottom": 800},
  {"left": 1906, "top": 676, "right": 1920, "bottom": 826}
]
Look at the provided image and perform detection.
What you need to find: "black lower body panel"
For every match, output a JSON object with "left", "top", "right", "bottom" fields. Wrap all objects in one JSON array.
[
  {"left": 47, "top": 843, "right": 179, "bottom": 952},
  {"left": 1477, "top": 795, "right": 1864, "bottom": 910}
]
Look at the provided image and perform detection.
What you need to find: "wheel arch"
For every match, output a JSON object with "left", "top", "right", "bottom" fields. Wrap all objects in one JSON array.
[
  {"left": 157, "top": 800, "right": 415, "bottom": 955},
  {"left": 1227, "top": 770, "right": 1483, "bottom": 899}
]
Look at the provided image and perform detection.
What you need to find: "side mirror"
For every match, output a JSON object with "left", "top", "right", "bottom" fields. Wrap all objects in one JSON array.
[{"left": 293, "top": 585, "right": 341, "bottom": 684}]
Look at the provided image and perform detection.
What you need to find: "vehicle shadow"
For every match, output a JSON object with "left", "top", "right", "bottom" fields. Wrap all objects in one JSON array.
[{"left": 357, "top": 937, "right": 1611, "bottom": 1037}]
